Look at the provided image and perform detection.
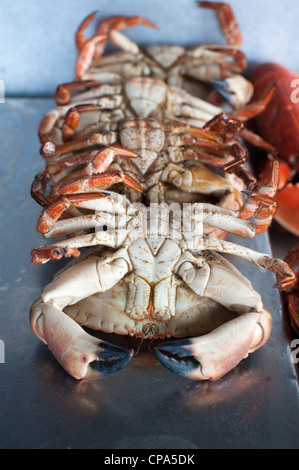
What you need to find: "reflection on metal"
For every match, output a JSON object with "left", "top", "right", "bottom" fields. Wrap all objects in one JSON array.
[{"left": 0, "top": 340, "right": 5, "bottom": 363}]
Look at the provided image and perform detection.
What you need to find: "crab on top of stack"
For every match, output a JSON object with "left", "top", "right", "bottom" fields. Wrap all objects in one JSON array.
[{"left": 29, "top": 2, "right": 296, "bottom": 382}]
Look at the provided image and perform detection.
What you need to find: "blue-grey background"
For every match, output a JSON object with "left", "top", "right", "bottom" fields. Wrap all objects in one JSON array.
[{"left": 1, "top": 0, "right": 298, "bottom": 96}]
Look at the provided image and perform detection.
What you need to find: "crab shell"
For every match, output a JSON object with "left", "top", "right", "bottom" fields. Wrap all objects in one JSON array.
[
  {"left": 251, "top": 63, "right": 299, "bottom": 237},
  {"left": 62, "top": 248, "right": 238, "bottom": 340}
]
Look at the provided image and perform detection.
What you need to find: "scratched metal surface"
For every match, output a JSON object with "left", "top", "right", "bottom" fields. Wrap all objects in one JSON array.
[{"left": 0, "top": 98, "right": 299, "bottom": 449}]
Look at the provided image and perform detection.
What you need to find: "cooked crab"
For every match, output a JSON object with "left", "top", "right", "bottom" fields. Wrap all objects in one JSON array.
[
  {"left": 32, "top": 117, "right": 280, "bottom": 252},
  {"left": 38, "top": 74, "right": 275, "bottom": 159},
  {"left": 39, "top": 77, "right": 224, "bottom": 145},
  {"left": 73, "top": 2, "right": 253, "bottom": 110},
  {"left": 30, "top": 195, "right": 296, "bottom": 381}
]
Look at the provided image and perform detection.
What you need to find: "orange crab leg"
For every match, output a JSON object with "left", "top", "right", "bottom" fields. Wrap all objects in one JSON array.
[
  {"left": 182, "top": 140, "right": 248, "bottom": 172},
  {"left": 75, "top": 11, "right": 98, "bottom": 51},
  {"left": 41, "top": 133, "right": 111, "bottom": 158},
  {"left": 37, "top": 192, "right": 107, "bottom": 234},
  {"left": 75, "top": 34, "right": 107, "bottom": 79},
  {"left": 242, "top": 191, "right": 277, "bottom": 234},
  {"left": 179, "top": 132, "right": 229, "bottom": 155},
  {"left": 167, "top": 120, "right": 219, "bottom": 142},
  {"left": 95, "top": 16, "right": 158, "bottom": 58},
  {"left": 31, "top": 168, "right": 53, "bottom": 207},
  {"left": 82, "top": 146, "right": 139, "bottom": 175},
  {"left": 205, "top": 110, "right": 277, "bottom": 155},
  {"left": 31, "top": 246, "right": 81, "bottom": 264},
  {"left": 199, "top": 1, "right": 242, "bottom": 48},
  {"left": 38, "top": 110, "right": 61, "bottom": 145},
  {"left": 97, "top": 16, "right": 158, "bottom": 35},
  {"left": 230, "top": 85, "right": 276, "bottom": 123},
  {"left": 55, "top": 80, "right": 102, "bottom": 105},
  {"left": 56, "top": 171, "right": 143, "bottom": 196},
  {"left": 239, "top": 155, "right": 279, "bottom": 231},
  {"left": 62, "top": 103, "right": 102, "bottom": 142}
]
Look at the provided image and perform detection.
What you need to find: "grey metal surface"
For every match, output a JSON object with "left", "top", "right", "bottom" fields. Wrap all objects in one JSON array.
[
  {"left": 0, "top": 98, "right": 299, "bottom": 449},
  {"left": 1, "top": 0, "right": 299, "bottom": 96}
]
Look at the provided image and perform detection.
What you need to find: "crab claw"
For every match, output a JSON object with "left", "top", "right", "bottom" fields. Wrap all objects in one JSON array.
[
  {"left": 30, "top": 299, "right": 133, "bottom": 380},
  {"left": 155, "top": 311, "right": 271, "bottom": 381},
  {"left": 211, "top": 79, "right": 234, "bottom": 104}
]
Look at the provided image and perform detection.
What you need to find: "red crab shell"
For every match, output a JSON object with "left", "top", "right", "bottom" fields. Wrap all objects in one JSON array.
[{"left": 251, "top": 63, "right": 299, "bottom": 237}]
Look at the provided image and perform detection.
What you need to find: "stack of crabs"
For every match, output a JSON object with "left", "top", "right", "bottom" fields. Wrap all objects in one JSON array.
[{"left": 30, "top": 2, "right": 297, "bottom": 381}]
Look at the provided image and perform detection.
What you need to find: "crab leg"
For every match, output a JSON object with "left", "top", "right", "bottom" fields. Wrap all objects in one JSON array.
[
  {"left": 36, "top": 192, "right": 107, "bottom": 234},
  {"left": 230, "top": 85, "right": 276, "bottom": 123},
  {"left": 41, "top": 132, "right": 118, "bottom": 158},
  {"left": 45, "top": 146, "right": 139, "bottom": 190},
  {"left": 187, "top": 46, "right": 247, "bottom": 74},
  {"left": 37, "top": 177, "right": 140, "bottom": 235},
  {"left": 75, "top": 11, "right": 98, "bottom": 51},
  {"left": 205, "top": 86, "right": 276, "bottom": 151},
  {"left": 62, "top": 104, "right": 102, "bottom": 142},
  {"left": 75, "top": 34, "right": 107, "bottom": 79},
  {"left": 30, "top": 253, "right": 133, "bottom": 380},
  {"left": 82, "top": 145, "right": 139, "bottom": 175},
  {"left": 202, "top": 236, "right": 297, "bottom": 289},
  {"left": 199, "top": 1, "right": 242, "bottom": 48},
  {"left": 43, "top": 211, "right": 131, "bottom": 240},
  {"left": 239, "top": 154, "right": 279, "bottom": 228},
  {"left": 56, "top": 81, "right": 123, "bottom": 108},
  {"left": 97, "top": 16, "right": 158, "bottom": 35},
  {"left": 31, "top": 228, "right": 128, "bottom": 263},
  {"left": 75, "top": 14, "right": 157, "bottom": 78},
  {"left": 32, "top": 227, "right": 131, "bottom": 263},
  {"left": 38, "top": 108, "right": 69, "bottom": 145},
  {"left": 55, "top": 79, "right": 103, "bottom": 105},
  {"left": 31, "top": 168, "right": 53, "bottom": 206},
  {"left": 55, "top": 171, "right": 143, "bottom": 196},
  {"left": 96, "top": 16, "right": 158, "bottom": 57}
]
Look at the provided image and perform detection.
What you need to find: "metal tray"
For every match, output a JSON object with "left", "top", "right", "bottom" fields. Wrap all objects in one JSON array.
[{"left": 0, "top": 98, "right": 299, "bottom": 449}]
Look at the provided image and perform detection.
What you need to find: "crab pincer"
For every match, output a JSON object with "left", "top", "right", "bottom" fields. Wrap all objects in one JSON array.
[
  {"left": 30, "top": 299, "right": 133, "bottom": 380},
  {"left": 155, "top": 312, "right": 270, "bottom": 381}
]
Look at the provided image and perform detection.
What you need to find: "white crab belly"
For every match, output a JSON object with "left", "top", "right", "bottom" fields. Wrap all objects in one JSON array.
[{"left": 64, "top": 274, "right": 237, "bottom": 339}]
